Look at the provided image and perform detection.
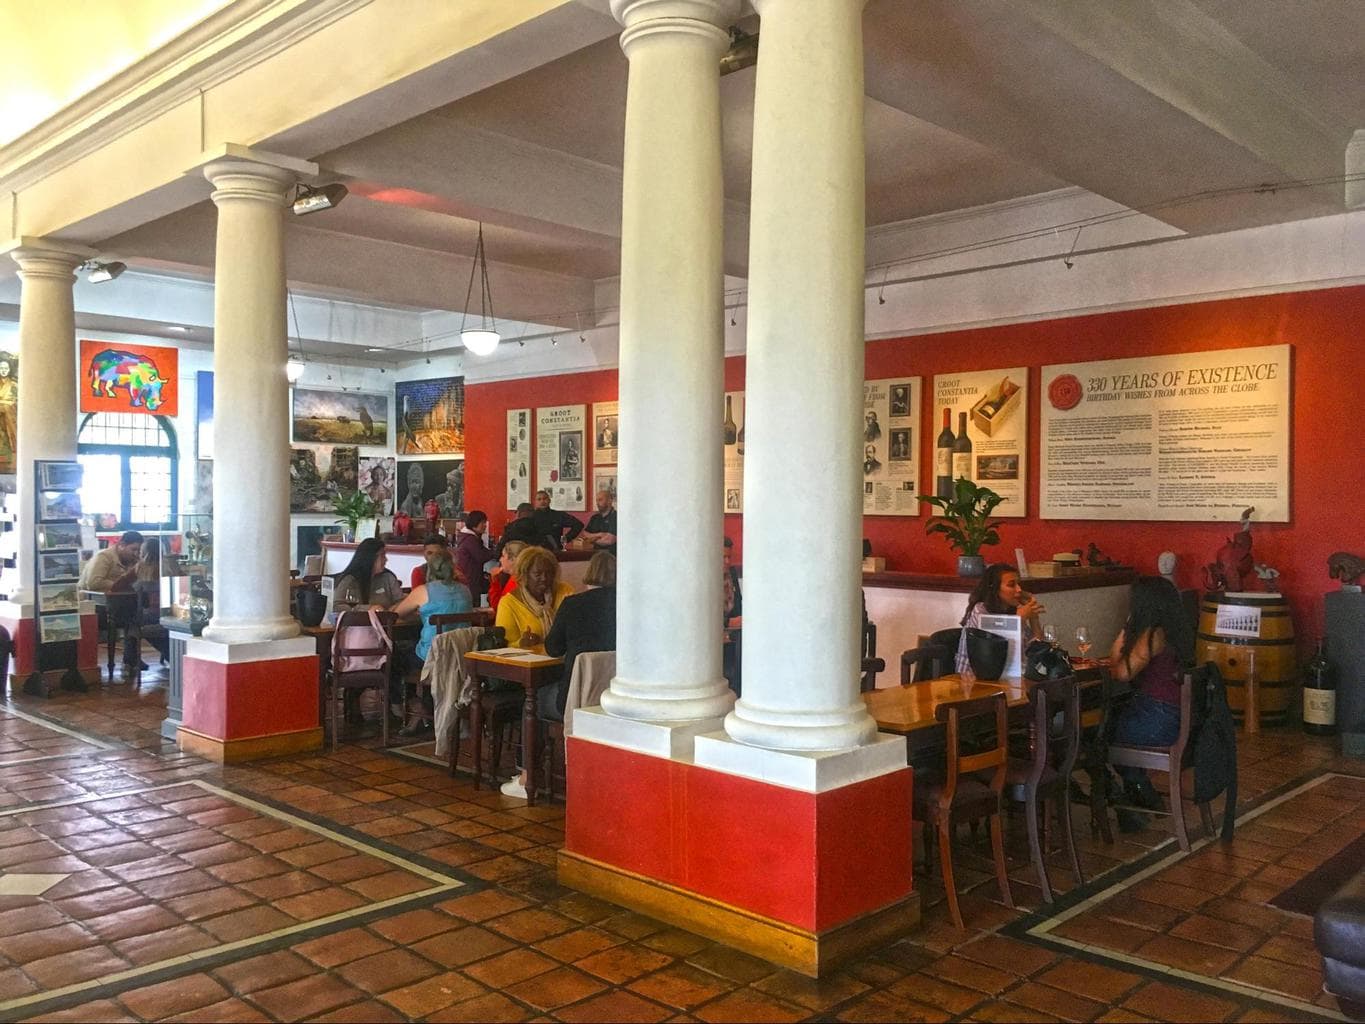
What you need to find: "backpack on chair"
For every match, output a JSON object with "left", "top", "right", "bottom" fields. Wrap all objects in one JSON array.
[{"left": 332, "top": 608, "right": 393, "bottom": 678}]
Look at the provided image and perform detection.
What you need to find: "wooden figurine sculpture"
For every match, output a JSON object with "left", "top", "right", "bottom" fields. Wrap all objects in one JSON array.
[
  {"left": 1203, "top": 506, "right": 1260, "bottom": 592},
  {"left": 1328, "top": 551, "right": 1365, "bottom": 589}
]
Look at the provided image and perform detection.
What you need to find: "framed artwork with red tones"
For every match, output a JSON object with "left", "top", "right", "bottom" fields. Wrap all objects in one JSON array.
[{"left": 79, "top": 340, "right": 179, "bottom": 416}]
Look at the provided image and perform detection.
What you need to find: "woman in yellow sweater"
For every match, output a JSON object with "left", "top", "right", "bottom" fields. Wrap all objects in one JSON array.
[{"left": 494, "top": 546, "right": 574, "bottom": 652}]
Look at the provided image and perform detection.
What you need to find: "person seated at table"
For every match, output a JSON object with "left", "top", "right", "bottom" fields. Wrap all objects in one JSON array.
[
  {"left": 79, "top": 530, "right": 143, "bottom": 593},
  {"left": 332, "top": 538, "right": 403, "bottom": 611},
  {"left": 494, "top": 546, "right": 574, "bottom": 653},
  {"left": 498, "top": 503, "right": 550, "bottom": 552},
  {"left": 578, "top": 491, "right": 617, "bottom": 553},
  {"left": 454, "top": 511, "right": 496, "bottom": 602},
  {"left": 954, "top": 562, "right": 1044, "bottom": 678},
  {"left": 409, "top": 534, "right": 448, "bottom": 589},
  {"left": 391, "top": 551, "right": 473, "bottom": 736},
  {"left": 1107, "top": 575, "right": 1194, "bottom": 831},
  {"left": 501, "top": 551, "right": 615, "bottom": 799},
  {"left": 488, "top": 540, "right": 526, "bottom": 613},
  {"left": 129, "top": 539, "right": 170, "bottom": 666}
]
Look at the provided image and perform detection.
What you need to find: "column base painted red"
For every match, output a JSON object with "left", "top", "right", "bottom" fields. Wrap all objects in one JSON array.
[
  {"left": 0, "top": 603, "right": 102, "bottom": 694},
  {"left": 559, "top": 736, "right": 919, "bottom": 976},
  {"left": 179, "top": 636, "right": 321, "bottom": 762}
]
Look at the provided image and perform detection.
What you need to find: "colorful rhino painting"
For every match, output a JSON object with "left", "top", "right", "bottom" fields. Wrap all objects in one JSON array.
[{"left": 86, "top": 349, "right": 168, "bottom": 411}]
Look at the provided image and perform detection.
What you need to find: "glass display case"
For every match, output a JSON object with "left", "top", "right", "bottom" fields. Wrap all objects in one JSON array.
[{"left": 161, "top": 513, "right": 213, "bottom": 634}]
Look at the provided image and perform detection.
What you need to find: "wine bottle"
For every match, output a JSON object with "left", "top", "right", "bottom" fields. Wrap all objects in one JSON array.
[
  {"left": 736, "top": 407, "right": 745, "bottom": 456},
  {"left": 935, "top": 409, "right": 954, "bottom": 498},
  {"left": 723, "top": 395, "right": 738, "bottom": 446},
  {"left": 952, "top": 411, "right": 973, "bottom": 482},
  {"left": 1303, "top": 637, "right": 1337, "bottom": 735}
]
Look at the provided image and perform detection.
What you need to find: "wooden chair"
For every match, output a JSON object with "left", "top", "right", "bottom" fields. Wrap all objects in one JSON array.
[
  {"left": 327, "top": 609, "right": 395, "bottom": 751},
  {"left": 433, "top": 615, "right": 517, "bottom": 784},
  {"left": 900, "top": 627, "right": 961, "bottom": 684},
  {"left": 100, "top": 591, "right": 143, "bottom": 684},
  {"left": 912, "top": 691, "right": 1013, "bottom": 929},
  {"left": 1004, "top": 675, "right": 1084, "bottom": 903},
  {"left": 860, "top": 614, "right": 884, "bottom": 692},
  {"left": 1100, "top": 673, "right": 1217, "bottom": 852}
]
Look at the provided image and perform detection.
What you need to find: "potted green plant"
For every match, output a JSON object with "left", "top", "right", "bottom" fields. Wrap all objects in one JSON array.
[
  {"left": 331, "top": 489, "right": 377, "bottom": 543},
  {"left": 917, "top": 478, "right": 1005, "bottom": 577}
]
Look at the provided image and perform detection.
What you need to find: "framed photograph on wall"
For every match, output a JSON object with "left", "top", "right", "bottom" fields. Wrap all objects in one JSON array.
[
  {"left": 395, "top": 377, "right": 465, "bottom": 455},
  {"left": 593, "top": 400, "right": 618, "bottom": 466},
  {"left": 292, "top": 389, "right": 389, "bottom": 447}
]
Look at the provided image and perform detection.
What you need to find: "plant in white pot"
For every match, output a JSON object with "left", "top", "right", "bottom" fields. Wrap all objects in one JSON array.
[{"left": 918, "top": 478, "right": 1005, "bottom": 577}]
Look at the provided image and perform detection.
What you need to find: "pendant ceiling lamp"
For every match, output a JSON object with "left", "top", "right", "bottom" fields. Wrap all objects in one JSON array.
[{"left": 460, "top": 224, "right": 500, "bottom": 356}]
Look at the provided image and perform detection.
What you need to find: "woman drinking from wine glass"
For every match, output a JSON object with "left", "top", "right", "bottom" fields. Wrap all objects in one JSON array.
[
  {"left": 954, "top": 563, "right": 1045, "bottom": 678},
  {"left": 1106, "top": 575, "right": 1194, "bottom": 831}
]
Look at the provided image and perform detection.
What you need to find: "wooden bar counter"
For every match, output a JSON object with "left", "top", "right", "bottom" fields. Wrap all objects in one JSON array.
[
  {"left": 862, "top": 568, "right": 1136, "bottom": 689},
  {"left": 320, "top": 541, "right": 594, "bottom": 588}
]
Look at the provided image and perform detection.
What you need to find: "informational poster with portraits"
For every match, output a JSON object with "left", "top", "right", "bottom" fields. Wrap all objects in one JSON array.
[
  {"left": 507, "top": 408, "right": 529, "bottom": 509},
  {"left": 1040, "top": 344, "right": 1290, "bottom": 521},
  {"left": 593, "top": 400, "right": 619, "bottom": 466},
  {"left": 863, "top": 377, "right": 922, "bottom": 515},
  {"left": 594, "top": 468, "right": 618, "bottom": 513},
  {"left": 536, "top": 405, "right": 587, "bottom": 511},
  {"left": 930, "top": 367, "right": 1028, "bottom": 517},
  {"left": 723, "top": 391, "right": 745, "bottom": 513}
]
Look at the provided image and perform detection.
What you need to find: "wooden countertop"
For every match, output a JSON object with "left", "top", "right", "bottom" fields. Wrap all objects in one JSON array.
[
  {"left": 861, "top": 569, "right": 1137, "bottom": 593},
  {"left": 321, "top": 540, "right": 593, "bottom": 561}
]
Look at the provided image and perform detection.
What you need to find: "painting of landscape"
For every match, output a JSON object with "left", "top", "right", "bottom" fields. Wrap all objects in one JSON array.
[{"left": 292, "top": 389, "right": 388, "bottom": 447}]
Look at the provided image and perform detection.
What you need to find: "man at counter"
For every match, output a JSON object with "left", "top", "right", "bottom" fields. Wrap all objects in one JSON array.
[
  {"left": 579, "top": 490, "right": 617, "bottom": 553},
  {"left": 499, "top": 503, "right": 549, "bottom": 552},
  {"left": 530, "top": 489, "right": 583, "bottom": 550}
]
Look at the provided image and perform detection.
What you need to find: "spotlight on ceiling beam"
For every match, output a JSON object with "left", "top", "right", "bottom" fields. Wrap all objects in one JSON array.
[
  {"left": 87, "top": 261, "right": 126, "bottom": 283},
  {"left": 292, "top": 183, "right": 348, "bottom": 216},
  {"left": 719, "top": 29, "right": 758, "bottom": 75}
]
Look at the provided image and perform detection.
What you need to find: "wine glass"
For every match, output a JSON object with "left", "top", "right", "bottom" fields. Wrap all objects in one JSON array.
[
  {"left": 1043, "top": 624, "right": 1058, "bottom": 644},
  {"left": 1074, "top": 626, "right": 1092, "bottom": 660}
]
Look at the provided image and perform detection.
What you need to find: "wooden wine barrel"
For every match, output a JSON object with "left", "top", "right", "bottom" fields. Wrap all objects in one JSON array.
[{"left": 1196, "top": 592, "right": 1296, "bottom": 726}]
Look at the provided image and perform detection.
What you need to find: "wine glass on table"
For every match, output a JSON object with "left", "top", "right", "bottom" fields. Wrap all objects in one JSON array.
[
  {"left": 1074, "top": 626, "right": 1092, "bottom": 663},
  {"left": 1043, "top": 624, "right": 1058, "bottom": 644}
]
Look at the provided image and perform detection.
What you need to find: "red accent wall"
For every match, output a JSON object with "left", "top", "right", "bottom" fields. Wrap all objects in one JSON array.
[{"left": 465, "top": 285, "right": 1365, "bottom": 645}]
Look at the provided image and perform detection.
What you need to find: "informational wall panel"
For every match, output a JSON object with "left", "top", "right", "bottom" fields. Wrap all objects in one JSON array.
[
  {"left": 723, "top": 391, "right": 745, "bottom": 513},
  {"left": 536, "top": 405, "right": 587, "bottom": 511},
  {"left": 929, "top": 367, "right": 1029, "bottom": 517},
  {"left": 1040, "top": 344, "right": 1291, "bottom": 521},
  {"left": 507, "top": 408, "right": 529, "bottom": 509},
  {"left": 862, "top": 377, "right": 922, "bottom": 515}
]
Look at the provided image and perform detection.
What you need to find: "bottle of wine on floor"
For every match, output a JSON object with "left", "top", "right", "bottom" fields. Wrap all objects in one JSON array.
[
  {"left": 953, "top": 411, "right": 973, "bottom": 483},
  {"left": 935, "top": 409, "right": 954, "bottom": 498},
  {"left": 1303, "top": 637, "right": 1337, "bottom": 735}
]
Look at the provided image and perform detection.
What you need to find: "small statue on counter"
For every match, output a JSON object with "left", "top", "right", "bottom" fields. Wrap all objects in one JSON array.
[
  {"left": 1084, "top": 542, "right": 1121, "bottom": 568},
  {"left": 1328, "top": 551, "right": 1365, "bottom": 590},
  {"left": 1203, "top": 506, "right": 1259, "bottom": 593},
  {"left": 392, "top": 510, "right": 412, "bottom": 543},
  {"left": 423, "top": 498, "right": 440, "bottom": 540},
  {"left": 1254, "top": 562, "right": 1281, "bottom": 585},
  {"left": 1158, "top": 551, "right": 1178, "bottom": 584}
]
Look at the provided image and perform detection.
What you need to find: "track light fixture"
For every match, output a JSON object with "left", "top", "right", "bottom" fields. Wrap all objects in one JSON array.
[
  {"left": 720, "top": 28, "right": 758, "bottom": 76},
  {"left": 291, "top": 182, "right": 348, "bottom": 216},
  {"left": 86, "top": 260, "right": 126, "bottom": 283}
]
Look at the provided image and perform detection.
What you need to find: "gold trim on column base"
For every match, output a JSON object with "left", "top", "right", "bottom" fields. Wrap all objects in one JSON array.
[
  {"left": 558, "top": 850, "right": 920, "bottom": 977},
  {"left": 176, "top": 726, "right": 322, "bottom": 763}
]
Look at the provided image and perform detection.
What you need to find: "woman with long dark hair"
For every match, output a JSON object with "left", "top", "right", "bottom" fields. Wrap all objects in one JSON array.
[
  {"left": 1107, "top": 575, "right": 1193, "bottom": 828},
  {"left": 954, "top": 563, "right": 1045, "bottom": 677},
  {"left": 333, "top": 538, "right": 403, "bottom": 611}
]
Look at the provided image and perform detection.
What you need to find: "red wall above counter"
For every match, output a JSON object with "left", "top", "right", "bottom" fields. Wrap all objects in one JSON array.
[{"left": 464, "top": 284, "right": 1365, "bottom": 645}]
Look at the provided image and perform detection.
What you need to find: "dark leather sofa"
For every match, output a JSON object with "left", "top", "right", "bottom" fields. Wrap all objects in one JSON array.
[{"left": 1316, "top": 870, "right": 1365, "bottom": 1020}]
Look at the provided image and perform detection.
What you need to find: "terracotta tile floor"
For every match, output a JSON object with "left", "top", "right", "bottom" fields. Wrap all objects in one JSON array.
[{"left": 0, "top": 666, "right": 1356, "bottom": 1023}]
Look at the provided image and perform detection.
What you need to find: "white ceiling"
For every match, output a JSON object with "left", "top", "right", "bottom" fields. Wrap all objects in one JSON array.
[{"left": 38, "top": 0, "right": 1365, "bottom": 360}]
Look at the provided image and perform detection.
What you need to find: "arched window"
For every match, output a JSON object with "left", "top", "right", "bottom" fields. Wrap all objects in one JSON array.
[{"left": 77, "top": 413, "right": 178, "bottom": 531}]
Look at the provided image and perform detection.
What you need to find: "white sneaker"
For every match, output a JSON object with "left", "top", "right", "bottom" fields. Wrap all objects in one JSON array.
[{"left": 499, "top": 776, "right": 528, "bottom": 800}]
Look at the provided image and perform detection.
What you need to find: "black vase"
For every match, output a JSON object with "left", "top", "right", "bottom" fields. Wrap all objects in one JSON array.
[
  {"left": 964, "top": 627, "right": 1008, "bottom": 681},
  {"left": 295, "top": 588, "right": 327, "bottom": 628}
]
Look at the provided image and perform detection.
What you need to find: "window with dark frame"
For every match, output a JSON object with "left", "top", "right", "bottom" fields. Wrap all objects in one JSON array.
[{"left": 76, "top": 412, "right": 178, "bottom": 532}]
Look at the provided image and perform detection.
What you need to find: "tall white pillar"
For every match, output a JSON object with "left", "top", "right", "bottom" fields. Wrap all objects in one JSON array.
[
  {"left": 598, "top": 0, "right": 738, "bottom": 725},
  {"left": 8, "top": 241, "right": 92, "bottom": 606},
  {"left": 201, "top": 158, "right": 303, "bottom": 644},
  {"left": 726, "top": 0, "right": 877, "bottom": 751}
]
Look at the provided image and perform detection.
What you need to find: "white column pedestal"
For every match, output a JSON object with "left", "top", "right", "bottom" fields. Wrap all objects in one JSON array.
[{"left": 599, "top": 0, "right": 739, "bottom": 729}]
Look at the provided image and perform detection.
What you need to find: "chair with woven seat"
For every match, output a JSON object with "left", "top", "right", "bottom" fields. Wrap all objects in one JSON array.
[
  {"left": 1004, "top": 674, "right": 1084, "bottom": 903},
  {"left": 900, "top": 627, "right": 961, "bottom": 684},
  {"left": 1100, "top": 673, "right": 1217, "bottom": 852},
  {"left": 912, "top": 690, "right": 1013, "bottom": 929}
]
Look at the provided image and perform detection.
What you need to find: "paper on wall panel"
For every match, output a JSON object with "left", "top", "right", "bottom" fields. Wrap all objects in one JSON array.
[{"left": 863, "top": 377, "right": 922, "bottom": 516}]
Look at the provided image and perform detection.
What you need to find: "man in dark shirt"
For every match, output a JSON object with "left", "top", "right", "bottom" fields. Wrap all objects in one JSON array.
[
  {"left": 580, "top": 490, "right": 618, "bottom": 553},
  {"left": 498, "top": 503, "right": 548, "bottom": 553},
  {"left": 530, "top": 489, "right": 583, "bottom": 550}
]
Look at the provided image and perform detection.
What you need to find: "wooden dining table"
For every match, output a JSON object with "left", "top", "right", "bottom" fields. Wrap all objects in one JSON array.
[{"left": 463, "top": 649, "right": 565, "bottom": 806}]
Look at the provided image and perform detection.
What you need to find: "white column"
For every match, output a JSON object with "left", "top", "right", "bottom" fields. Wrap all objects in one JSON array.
[
  {"left": 726, "top": 0, "right": 878, "bottom": 751},
  {"left": 598, "top": 0, "right": 738, "bottom": 724},
  {"left": 201, "top": 158, "right": 301, "bottom": 644},
  {"left": 8, "top": 241, "right": 92, "bottom": 606}
]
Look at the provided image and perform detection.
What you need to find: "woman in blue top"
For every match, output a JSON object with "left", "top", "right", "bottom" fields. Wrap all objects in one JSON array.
[{"left": 393, "top": 553, "right": 472, "bottom": 734}]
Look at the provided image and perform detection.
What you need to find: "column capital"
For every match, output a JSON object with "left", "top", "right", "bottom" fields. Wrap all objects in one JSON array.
[
  {"left": 3, "top": 237, "right": 96, "bottom": 279},
  {"left": 194, "top": 143, "right": 318, "bottom": 205},
  {"left": 612, "top": 0, "right": 739, "bottom": 52}
]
